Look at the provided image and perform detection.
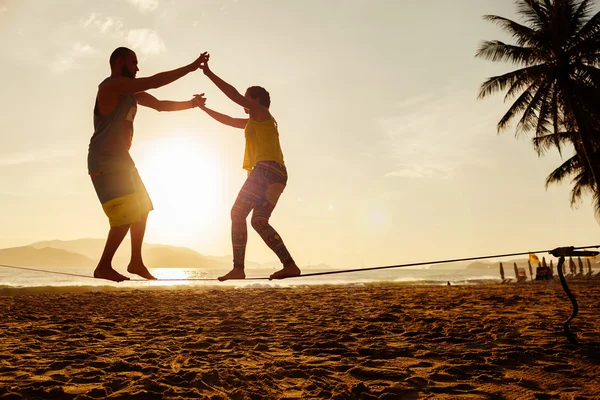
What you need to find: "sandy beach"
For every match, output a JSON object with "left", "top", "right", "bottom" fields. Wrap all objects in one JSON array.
[{"left": 1, "top": 282, "right": 599, "bottom": 399}]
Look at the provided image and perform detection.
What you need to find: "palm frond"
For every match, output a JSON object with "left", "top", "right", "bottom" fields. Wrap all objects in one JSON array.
[
  {"left": 550, "top": 83, "right": 564, "bottom": 154},
  {"left": 475, "top": 41, "right": 540, "bottom": 65},
  {"left": 571, "top": 64, "right": 600, "bottom": 89},
  {"left": 569, "top": 167, "right": 591, "bottom": 207},
  {"left": 575, "top": 51, "right": 600, "bottom": 65},
  {"left": 482, "top": 15, "right": 538, "bottom": 46},
  {"left": 534, "top": 84, "right": 555, "bottom": 142},
  {"left": 533, "top": 130, "right": 577, "bottom": 154},
  {"left": 496, "top": 80, "right": 541, "bottom": 133},
  {"left": 593, "top": 184, "right": 600, "bottom": 221},
  {"left": 477, "top": 65, "right": 544, "bottom": 99},
  {"left": 504, "top": 64, "right": 548, "bottom": 100},
  {"left": 516, "top": 79, "right": 551, "bottom": 133},
  {"left": 517, "top": 0, "right": 550, "bottom": 31},
  {"left": 545, "top": 154, "right": 581, "bottom": 188},
  {"left": 570, "top": 0, "right": 597, "bottom": 43}
]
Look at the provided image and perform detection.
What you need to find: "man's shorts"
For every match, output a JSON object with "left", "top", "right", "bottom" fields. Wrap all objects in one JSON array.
[{"left": 90, "top": 168, "right": 154, "bottom": 227}]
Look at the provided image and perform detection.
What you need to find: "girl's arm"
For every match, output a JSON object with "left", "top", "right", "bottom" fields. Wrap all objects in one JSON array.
[
  {"left": 201, "top": 60, "right": 266, "bottom": 116},
  {"left": 194, "top": 94, "right": 247, "bottom": 129}
]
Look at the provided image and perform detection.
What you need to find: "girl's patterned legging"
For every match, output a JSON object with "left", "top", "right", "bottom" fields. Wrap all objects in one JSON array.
[{"left": 230, "top": 160, "right": 295, "bottom": 269}]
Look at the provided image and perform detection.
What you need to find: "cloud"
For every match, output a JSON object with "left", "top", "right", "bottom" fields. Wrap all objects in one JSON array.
[
  {"left": 127, "top": 29, "right": 166, "bottom": 55},
  {"left": 0, "top": 147, "right": 76, "bottom": 166},
  {"left": 78, "top": 14, "right": 166, "bottom": 56},
  {"left": 128, "top": 0, "right": 159, "bottom": 13},
  {"left": 79, "top": 13, "right": 124, "bottom": 35},
  {"left": 52, "top": 42, "right": 100, "bottom": 72},
  {"left": 375, "top": 85, "right": 502, "bottom": 170},
  {"left": 384, "top": 164, "right": 453, "bottom": 179},
  {"left": 392, "top": 93, "right": 436, "bottom": 110}
]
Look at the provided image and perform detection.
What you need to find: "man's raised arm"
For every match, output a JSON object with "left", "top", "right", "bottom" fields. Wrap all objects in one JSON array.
[{"left": 106, "top": 52, "right": 207, "bottom": 95}]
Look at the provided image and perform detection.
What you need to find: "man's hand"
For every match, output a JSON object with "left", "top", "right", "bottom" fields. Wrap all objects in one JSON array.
[
  {"left": 192, "top": 93, "right": 207, "bottom": 108},
  {"left": 191, "top": 52, "right": 209, "bottom": 71}
]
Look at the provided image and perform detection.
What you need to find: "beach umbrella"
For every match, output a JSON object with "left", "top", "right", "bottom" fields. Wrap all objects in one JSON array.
[
  {"left": 499, "top": 262, "right": 505, "bottom": 280},
  {"left": 569, "top": 257, "right": 576, "bottom": 275},
  {"left": 578, "top": 257, "right": 584, "bottom": 275}
]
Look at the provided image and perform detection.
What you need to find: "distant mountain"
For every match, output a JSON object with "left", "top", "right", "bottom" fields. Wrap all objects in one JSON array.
[
  {"left": 29, "top": 239, "right": 228, "bottom": 269},
  {"left": 0, "top": 246, "right": 96, "bottom": 268},
  {"left": 143, "top": 247, "right": 227, "bottom": 269},
  {"left": 465, "top": 261, "right": 496, "bottom": 270},
  {"left": 1, "top": 238, "right": 335, "bottom": 270},
  {"left": 466, "top": 258, "right": 538, "bottom": 270},
  {"left": 421, "top": 261, "right": 474, "bottom": 270}
]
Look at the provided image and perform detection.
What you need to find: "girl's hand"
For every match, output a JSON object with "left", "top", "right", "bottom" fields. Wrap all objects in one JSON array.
[
  {"left": 200, "top": 55, "right": 212, "bottom": 75},
  {"left": 192, "top": 93, "right": 207, "bottom": 108}
]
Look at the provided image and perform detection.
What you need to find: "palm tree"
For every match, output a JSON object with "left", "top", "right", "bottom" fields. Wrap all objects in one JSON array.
[{"left": 476, "top": 0, "right": 600, "bottom": 216}]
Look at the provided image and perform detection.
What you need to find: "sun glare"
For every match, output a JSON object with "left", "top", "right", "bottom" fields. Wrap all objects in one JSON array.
[{"left": 135, "top": 134, "right": 225, "bottom": 246}]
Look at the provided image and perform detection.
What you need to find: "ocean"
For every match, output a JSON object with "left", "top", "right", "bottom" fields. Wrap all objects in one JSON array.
[{"left": 0, "top": 263, "right": 503, "bottom": 295}]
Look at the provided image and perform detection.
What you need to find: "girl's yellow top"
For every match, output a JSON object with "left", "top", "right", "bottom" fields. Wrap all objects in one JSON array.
[{"left": 243, "top": 116, "right": 285, "bottom": 172}]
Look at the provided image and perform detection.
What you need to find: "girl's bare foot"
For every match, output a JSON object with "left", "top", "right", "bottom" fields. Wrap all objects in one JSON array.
[
  {"left": 127, "top": 263, "right": 157, "bottom": 280},
  {"left": 218, "top": 268, "right": 246, "bottom": 281},
  {"left": 94, "top": 267, "right": 130, "bottom": 282},
  {"left": 269, "top": 264, "right": 301, "bottom": 280}
]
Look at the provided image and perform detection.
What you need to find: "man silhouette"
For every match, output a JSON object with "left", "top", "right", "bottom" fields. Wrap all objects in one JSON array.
[{"left": 88, "top": 47, "right": 207, "bottom": 282}]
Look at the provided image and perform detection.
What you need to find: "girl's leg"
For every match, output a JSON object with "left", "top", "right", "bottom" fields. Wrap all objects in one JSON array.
[
  {"left": 218, "top": 171, "right": 266, "bottom": 281},
  {"left": 249, "top": 162, "right": 300, "bottom": 280},
  {"left": 250, "top": 183, "right": 295, "bottom": 267}
]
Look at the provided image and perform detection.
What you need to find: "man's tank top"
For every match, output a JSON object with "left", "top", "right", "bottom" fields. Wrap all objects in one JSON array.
[{"left": 88, "top": 81, "right": 137, "bottom": 174}]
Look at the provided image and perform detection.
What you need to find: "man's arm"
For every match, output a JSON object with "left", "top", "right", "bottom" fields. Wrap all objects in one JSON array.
[
  {"left": 136, "top": 92, "right": 195, "bottom": 112},
  {"left": 105, "top": 52, "right": 207, "bottom": 96}
]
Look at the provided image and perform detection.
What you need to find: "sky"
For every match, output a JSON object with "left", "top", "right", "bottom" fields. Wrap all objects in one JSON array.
[{"left": 1, "top": 0, "right": 600, "bottom": 269}]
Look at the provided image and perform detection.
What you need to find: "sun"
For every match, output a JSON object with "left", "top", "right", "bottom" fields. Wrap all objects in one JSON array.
[{"left": 134, "top": 134, "right": 225, "bottom": 246}]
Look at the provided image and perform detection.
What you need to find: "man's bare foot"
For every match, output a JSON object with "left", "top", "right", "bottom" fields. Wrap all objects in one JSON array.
[
  {"left": 127, "top": 263, "right": 157, "bottom": 280},
  {"left": 218, "top": 268, "right": 246, "bottom": 282},
  {"left": 94, "top": 267, "right": 130, "bottom": 282},
  {"left": 269, "top": 264, "right": 301, "bottom": 280}
]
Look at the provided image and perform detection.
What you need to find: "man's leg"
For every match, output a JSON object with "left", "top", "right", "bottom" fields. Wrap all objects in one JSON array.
[
  {"left": 91, "top": 171, "right": 135, "bottom": 282},
  {"left": 127, "top": 212, "right": 156, "bottom": 280},
  {"left": 94, "top": 224, "right": 131, "bottom": 282},
  {"left": 126, "top": 169, "right": 156, "bottom": 280}
]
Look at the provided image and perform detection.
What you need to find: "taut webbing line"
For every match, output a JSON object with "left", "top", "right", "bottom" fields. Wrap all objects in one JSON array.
[
  {"left": 295, "top": 244, "right": 600, "bottom": 278},
  {"left": 0, "top": 264, "right": 98, "bottom": 279}
]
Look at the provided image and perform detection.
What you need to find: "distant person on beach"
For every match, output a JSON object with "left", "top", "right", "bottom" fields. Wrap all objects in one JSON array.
[
  {"left": 535, "top": 264, "right": 553, "bottom": 281},
  {"left": 88, "top": 47, "right": 207, "bottom": 282},
  {"left": 192, "top": 54, "right": 300, "bottom": 281}
]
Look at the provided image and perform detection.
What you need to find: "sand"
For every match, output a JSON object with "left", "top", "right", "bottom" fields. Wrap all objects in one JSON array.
[{"left": 1, "top": 282, "right": 599, "bottom": 399}]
